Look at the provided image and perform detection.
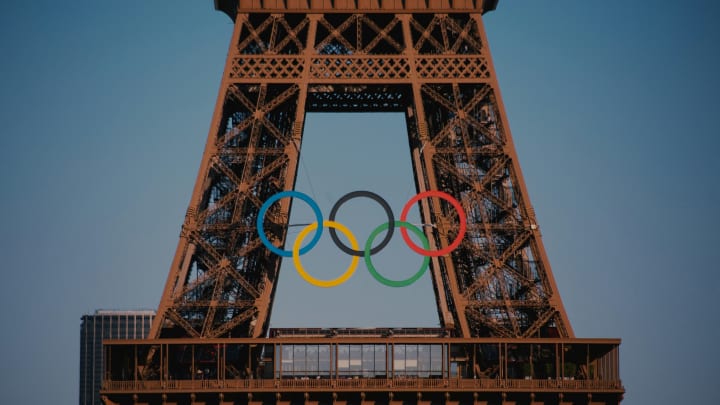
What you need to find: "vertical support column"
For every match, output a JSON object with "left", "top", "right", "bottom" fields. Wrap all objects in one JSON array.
[
  {"left": 399, "top": 13, "right": 470, "bottom": 337},
  {"left": 282, "top": 12, "right": 319, "bottom": 192},
  {"left": 150, "top": 13, "right": 248, "bottom": 339},
  {"left": 252, "top": 13, "right": 319, "bottom": 337},
  {"left": 470, "top": 14, "right": 574, "bottom": 338}
]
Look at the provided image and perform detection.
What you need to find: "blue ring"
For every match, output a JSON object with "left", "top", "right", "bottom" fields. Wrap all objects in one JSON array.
[{"left": 257, "top": 191, "right": 323, "bottom": 257}]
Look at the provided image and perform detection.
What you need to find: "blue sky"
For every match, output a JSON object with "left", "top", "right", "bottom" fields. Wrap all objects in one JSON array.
[{"left": 1, "top": 1, "right": 719, "bottom": 404}]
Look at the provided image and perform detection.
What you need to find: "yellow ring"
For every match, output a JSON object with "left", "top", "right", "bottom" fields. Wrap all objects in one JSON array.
[{"left": 292, "top": 220, "right": 359, "bottom": 288}]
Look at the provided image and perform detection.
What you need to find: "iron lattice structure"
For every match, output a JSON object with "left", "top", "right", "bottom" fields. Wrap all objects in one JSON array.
[
  {"left": 152, "top": 0, "right": 572, "bottom": 341},
  {"left": 101, "top": 2, "right": 623, "bottom": 405}
]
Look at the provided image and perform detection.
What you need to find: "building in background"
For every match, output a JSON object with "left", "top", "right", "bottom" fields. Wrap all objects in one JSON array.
[{"left": 79, "top": 310, "right": 155, "bottom": 405}]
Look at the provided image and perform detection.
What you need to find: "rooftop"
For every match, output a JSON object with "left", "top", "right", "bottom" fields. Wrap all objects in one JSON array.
[{"left": 83, "top": 309, "right": 156, "bottom": 317}]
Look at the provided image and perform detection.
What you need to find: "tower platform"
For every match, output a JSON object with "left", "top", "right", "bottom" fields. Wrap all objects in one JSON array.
[{"left": 102, "top": 332, "right": 622, "bottom": 405}]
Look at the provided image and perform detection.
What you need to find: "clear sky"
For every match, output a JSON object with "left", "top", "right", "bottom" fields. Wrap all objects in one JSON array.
[{"left": 1, "top": 1, "right": 719, "bottom": 404}]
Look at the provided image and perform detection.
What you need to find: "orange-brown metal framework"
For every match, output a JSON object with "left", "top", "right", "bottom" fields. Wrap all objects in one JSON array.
[
  {"left": 151, "top": 0, "right": 573, "bottom": 341},
  {"left": 101, "top": 1, "right": 623, "bottom": 404}
]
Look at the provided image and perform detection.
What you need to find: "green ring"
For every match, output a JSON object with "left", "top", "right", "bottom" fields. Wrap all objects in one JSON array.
[{"left": 364, "top": 221, "right": 430, "bottom": 287}]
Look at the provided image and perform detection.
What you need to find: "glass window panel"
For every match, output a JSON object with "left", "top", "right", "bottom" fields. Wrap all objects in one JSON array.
[
  {"left": 450, "top": 362, "right": 458, "bottom": 377},
  {"left": 393, "top": 345, "right": 405, "bottom": 375},
  {"left": 281, "top": 345, "right": 294, "bottom": 375},
  {"left": 406, "top": 345, "right": 418, "bottom": 375},
  {"left": 360, "top": 345, "right": 373, "bottom": 377},
  {"left": 375, "top": 345, "right": 387, "bottom": 377},
  {"left": 318, "top": 345, "right": 331, "bottom": 375},
  {"left": 477, "top": 344, "right": 500, "bottom": 378},
  {"left": 306, "top": 345, "right": 319, "bottom": 374},
  {"left": 349, "top": 345, "right": 361, "bottom": 372},
  {"left": 430, "top": 345, "right": 443, "bottom": 375},
  {"left": 294, "top": 345, "right": 306, "bottom": 375},
  {"left": 338, "top": 345, "right": 350, "bottom": 375},
  {"left": 418, "top": 345, "right": 431, "bottom": 377}
]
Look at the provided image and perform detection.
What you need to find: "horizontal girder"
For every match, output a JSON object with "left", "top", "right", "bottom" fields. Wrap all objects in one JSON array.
[{"left": 215, "top": 0, "right": 499, "bottom": 20}]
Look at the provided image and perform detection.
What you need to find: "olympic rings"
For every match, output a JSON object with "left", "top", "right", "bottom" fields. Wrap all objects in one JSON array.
[
  {"left": 257, "top": 189, "right": 466, "bottom": 287},
  {"left": 399, "top": 190, "right": 467, "bottom": 257},
  {"left": 257, "top": 190, "right": 323, "bottom": 257},
  {"left": 293, "top": 221, "right": 360, "bottom": 288},
  {"left": 365, "top": 221, "right": 430, "bottom": 288},
  {"left": 329, "top": 191, "right": 394, "bottom": 257}
]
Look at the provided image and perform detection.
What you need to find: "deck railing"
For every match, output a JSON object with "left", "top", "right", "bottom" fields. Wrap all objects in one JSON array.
[{"left": 103, "top": 377, "right": 624, "bottom": 392}]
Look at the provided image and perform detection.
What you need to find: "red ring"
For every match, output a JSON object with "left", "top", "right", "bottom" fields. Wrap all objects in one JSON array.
[{"left": 400, "top": 191, "right": 466, "bottom": 257}]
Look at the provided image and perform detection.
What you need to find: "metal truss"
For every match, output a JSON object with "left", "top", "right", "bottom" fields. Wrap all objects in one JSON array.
[{"left": 150, "top": 5, "right": 574, "bottom": 342}]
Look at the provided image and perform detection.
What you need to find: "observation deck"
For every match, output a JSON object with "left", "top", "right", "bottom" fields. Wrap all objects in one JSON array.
[{"left": 101, "top": 329, "right": 623, "bottom": 405}]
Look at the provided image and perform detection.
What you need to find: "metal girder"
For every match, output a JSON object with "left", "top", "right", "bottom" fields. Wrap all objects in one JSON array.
[
  {"left": 216, "top": 0, "right": 500, "bottom": 21},
  {"left": 150, "top": 10, "right": 574, "bottom": 342}
]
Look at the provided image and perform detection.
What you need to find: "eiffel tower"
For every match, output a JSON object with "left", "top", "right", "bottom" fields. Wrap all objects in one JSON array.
[{"left": 100, "top": 1, "right": 623, "bottom": 404}]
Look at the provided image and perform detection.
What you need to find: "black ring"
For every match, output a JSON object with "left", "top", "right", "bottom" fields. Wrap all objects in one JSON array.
[{"left": 328, "top": 191, "right": 395, "bottom": 257}]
